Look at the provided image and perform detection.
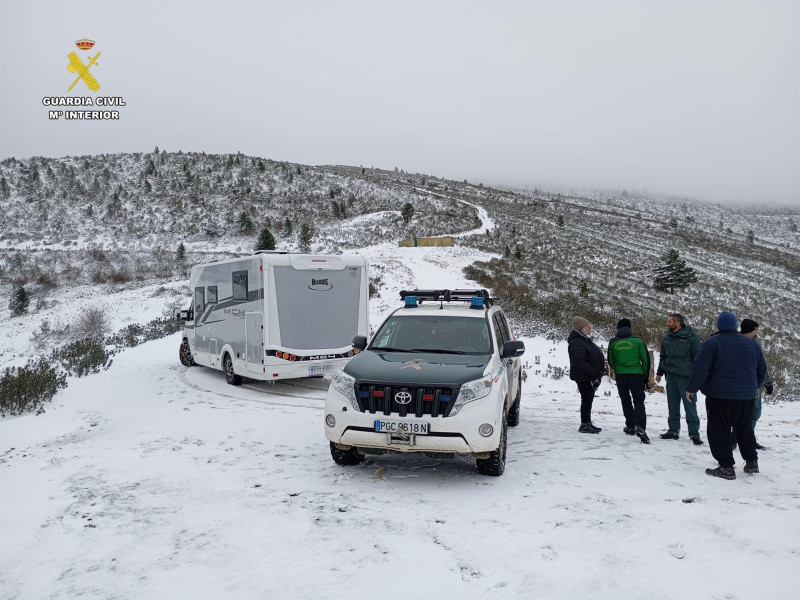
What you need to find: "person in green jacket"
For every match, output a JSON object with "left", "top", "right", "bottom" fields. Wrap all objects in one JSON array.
[
  {"left": 655, "top": 313, "right": 704, "bottom": 445},
  {"left": 608, "top": 318, "right": 651, "bottom": 444}
]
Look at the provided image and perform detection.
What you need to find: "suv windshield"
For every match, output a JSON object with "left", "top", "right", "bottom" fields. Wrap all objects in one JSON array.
[{"left": 370, "top": 314, "right": 492, "bottom": 355}]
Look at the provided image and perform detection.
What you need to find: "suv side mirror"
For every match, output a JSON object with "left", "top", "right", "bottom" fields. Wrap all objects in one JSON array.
[
  {"left": 352, "top": 335, "right": 367, "bottom": 351},
  {"left": 501, "top": 340, "right": 525, "bottom": 358},
  {"left": 176, "top": 309, "right": 193, "bottom": 322}
]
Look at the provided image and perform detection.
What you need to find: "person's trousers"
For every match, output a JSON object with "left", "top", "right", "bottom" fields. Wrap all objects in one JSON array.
[
  {"left": 616, "top": 373, "right": 646, "bottom": 430},
  {"left": 666, "top": 374, "right": 700, "bottom": 437},
  {"left": 706, "top": 396, "right": 757, "bottom": 468},
  {"left": 751, "top": 390, "right": 763, "bottom": 431},
  {"left": 576, "top": 380, "right": 595, "bottom": 423}
]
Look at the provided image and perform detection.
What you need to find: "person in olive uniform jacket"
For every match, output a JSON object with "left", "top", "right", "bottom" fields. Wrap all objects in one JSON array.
[
  {"left": 608, "top": 318, "right": 651, "bottom": 444},
  {"left": 568, "top": 316, "right": 605, "bottom": 434},
  {"left": 655, "top": 313, "right": 703, "bottom": 445}
]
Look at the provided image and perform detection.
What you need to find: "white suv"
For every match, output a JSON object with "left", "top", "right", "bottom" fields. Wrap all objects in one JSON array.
[{"left": 324, "top": 289, "right": 524, "bottom": 476}]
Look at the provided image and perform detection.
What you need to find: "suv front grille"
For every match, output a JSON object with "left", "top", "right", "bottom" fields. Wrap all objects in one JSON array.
[{"left": 356, "top": 384, "right": 458, "bottom": 418}]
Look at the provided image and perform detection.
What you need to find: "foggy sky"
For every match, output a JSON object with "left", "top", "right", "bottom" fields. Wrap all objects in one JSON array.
[{"left": 1, "top": 0, "right": 798, "bottom": 205}]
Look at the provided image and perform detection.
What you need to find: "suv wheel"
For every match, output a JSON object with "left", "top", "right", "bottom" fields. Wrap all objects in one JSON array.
[
  {"left": 476, "top": 411, "right": 507, "bottom": 476},
  {"left": 507, "top": 374, "right": 522, "bottom": 427},
  {"left": 224, "top": 353, "right": 243, "bottom": 386},
  {"left": 330, "top": 442, "right": 365, "bottom": 466}
]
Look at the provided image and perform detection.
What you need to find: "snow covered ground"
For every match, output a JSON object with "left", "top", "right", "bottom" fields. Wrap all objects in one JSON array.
[{"left": 2, "top": 240, "right": 799, "bottom": 600}]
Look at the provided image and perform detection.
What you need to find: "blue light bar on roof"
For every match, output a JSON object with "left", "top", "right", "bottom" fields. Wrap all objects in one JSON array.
[
  {"left": 470, "top": 296, "right": 484, "bottom": 309},
  {"left": 404, "top": 296, "right": 418, "bottom": 307}
]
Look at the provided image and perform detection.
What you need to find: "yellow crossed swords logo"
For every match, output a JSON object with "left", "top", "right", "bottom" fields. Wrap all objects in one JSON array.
[{"left": 67, "top": 51, "right": 101, "bottom": 92}]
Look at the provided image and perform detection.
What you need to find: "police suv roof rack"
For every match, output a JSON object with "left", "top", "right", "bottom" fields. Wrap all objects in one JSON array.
[{"left": 399, "top": 289, "right": 494, "bottom": 307}]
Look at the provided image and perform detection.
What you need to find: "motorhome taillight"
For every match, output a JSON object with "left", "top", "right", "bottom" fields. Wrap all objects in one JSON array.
[
  {"left": 290, "top": 355, "right": 297, "bottom": 361},
  {"left": 276, "top": 351, "right": 283, "bottom": 358}
]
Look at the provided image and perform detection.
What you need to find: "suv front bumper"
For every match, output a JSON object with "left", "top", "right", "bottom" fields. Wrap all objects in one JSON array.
[{"left": 324, "top": 387, "right": 503, "bottom": 454}]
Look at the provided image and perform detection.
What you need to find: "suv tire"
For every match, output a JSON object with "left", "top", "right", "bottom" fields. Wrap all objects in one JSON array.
[
  {"left": 507, "top": 375, "right": 522, "bottom": 427},
  {"left": 224, "top": 353, "right": 243, "bottom": 386},
  {"left": 476, "top": 411, "right": 507, "bottom": 476},
  {"left": 330, "top": 442, "right": 365, "bottom": 466}
]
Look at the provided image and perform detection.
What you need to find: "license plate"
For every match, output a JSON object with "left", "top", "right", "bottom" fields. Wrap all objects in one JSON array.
[
  {"left": 374, "top": 420, "right": 429, "bottom": 435},
  {"left": 309, "top": 364, "right": 335, "bottom": 375}
]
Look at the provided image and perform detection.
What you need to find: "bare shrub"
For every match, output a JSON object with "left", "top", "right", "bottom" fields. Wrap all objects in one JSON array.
[{"left": 73, "top": 307, "right": 110, "bottom": 340}]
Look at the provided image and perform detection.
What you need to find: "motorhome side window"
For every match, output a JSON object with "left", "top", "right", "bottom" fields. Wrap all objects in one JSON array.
[
  {"left": 207, "top": 286, "right": 218, "bottom": 304},
  {"left": 232, "top": 271, "right": 248, "bottom": 301},
  {"left": 194, "top": 287, "right": 205, "bottom": 315}
]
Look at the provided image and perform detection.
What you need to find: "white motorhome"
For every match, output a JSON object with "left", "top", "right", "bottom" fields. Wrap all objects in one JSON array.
[{"left": 178, "top": 251, "right": 369, "bottom": 384}]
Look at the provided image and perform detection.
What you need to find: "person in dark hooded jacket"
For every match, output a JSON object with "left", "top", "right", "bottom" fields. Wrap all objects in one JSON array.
[
  {"left": 687, "top": 311, "right": 767, "bottom": 480},
  {"left": 568, "top": 316, "right": 605, "bottom": 434},
  {"left": 608, "top": 318, "right": 651, "bottom": 444}
]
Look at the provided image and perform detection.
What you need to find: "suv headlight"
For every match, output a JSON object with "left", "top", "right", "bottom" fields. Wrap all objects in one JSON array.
[
  {"left": 331, "top": 371, "right": 359, "bottom": 410},
  {"left": 452, "top": 376, "right": 493, "bottom": 415}
]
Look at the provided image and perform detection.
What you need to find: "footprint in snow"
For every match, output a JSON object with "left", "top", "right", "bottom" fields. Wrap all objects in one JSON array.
[{"left": 667, "top": 543, "right": 686, "bottom": 559}]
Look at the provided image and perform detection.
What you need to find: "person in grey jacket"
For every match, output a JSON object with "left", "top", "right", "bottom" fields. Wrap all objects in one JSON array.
[{"left": 740, "top": 319, "right": 773, "bottom": 450}]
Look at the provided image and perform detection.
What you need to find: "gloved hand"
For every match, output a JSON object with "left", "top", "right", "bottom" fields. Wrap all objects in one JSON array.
[{"left": 765, "top": 383, "right": 773, "bottom": 395}]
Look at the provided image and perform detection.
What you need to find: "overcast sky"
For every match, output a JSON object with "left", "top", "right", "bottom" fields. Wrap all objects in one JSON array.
[{"left": 1, "top": 0, "right": 798, "bottom": 205}]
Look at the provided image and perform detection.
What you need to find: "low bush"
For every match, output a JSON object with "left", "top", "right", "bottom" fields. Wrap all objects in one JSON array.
[
  {"left": 52, "top": 337, "right": 113, "bottom": 377},
  {"left": 0, "top": 358, "right": 67, "bottom": 416}
]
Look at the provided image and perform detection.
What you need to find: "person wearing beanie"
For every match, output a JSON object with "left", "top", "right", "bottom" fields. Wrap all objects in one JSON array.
[
  {"left": 655, "top": 313, "right": 703, "bottom": 445},
  {"left": 608, "top": 318, "right": 651, "bottom": 444},
  {"left": 567, "top": 317, "right": 605, "bottom": 434},
  {"left": 687, "top": 311, "right": 768, "bottom": 480},
  {"left": 739, "top": 319, "right": 773, "bottom": 449}
]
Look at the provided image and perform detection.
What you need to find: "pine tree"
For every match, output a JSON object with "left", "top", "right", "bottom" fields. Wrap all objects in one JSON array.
[
  {"left": 284, "top": 217, "right": 293, "bottom": 236},
  {"left": 238, "top": 211, "right": 254, "bottom": 234},
  {"left": 9, "top": 285, "right": 30, "bottom": 317},
  {"left": 557, "top": 215, "right": 564, "bottom": 227},
  {"left": 578, "top": 279, "right": 589, "bottom": 298},
  {"left": 0, "top": 175, "right": 9, "bottom": 199},
  {"left": 514, "top": 245, "right": 523, "bottom": 260},
  {"left": 652, "top": 249, "right": 698, "bottom": 294},
  {"left": 176, "top": 242, "right": 186, "bottom": 263},
  {"left": 332, "top": 201, "right": 341, "bottom": 219},
  {"left": 747, "top": 230, "right": 755, "bottom": 245},
  {"left": 255, "top": 228, "right": 276, "bottom": 251},
  {"left": 299, "top": 222, "right": 315, "bottom": 253},
  {"left": 504, "top": 245, "right": 511, "bottom": 258},
  {"left": 401, "top": 202, "right": 415, "bottom": 224}
]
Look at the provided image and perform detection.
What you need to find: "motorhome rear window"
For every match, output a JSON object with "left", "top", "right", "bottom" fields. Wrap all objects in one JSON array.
[
  {"left": 232, "top": 271, "right": 248, "bottom": 301},
  {"left": 207, "top": 286, "right": 218, "bottom": 304}
]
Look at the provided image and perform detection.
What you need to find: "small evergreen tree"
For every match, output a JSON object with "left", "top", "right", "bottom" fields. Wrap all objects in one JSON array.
[
  {"left": 504, "top": 244, "right": 511, "bottom": 258},
  {"left": 9, "top": 285, "right": 30, "bottom": 316},
  {"left": 332, "top": 201, "right": 341, "bottom": 219},
  {"left": 578, "top": 278, "right": 589, "bottom": 298},
  {"left": 255, "top": 228, "right": 276, "bottom": 251},
  {"left": 284, "top": 217, "right": 293, "bottom": 236},
  {"left": 176, "top": 242, "right": 186, "bottom": 263},
  {"left": 557, "top": 215, "right": 565, "bottom": 227},
  {"left": 747, "top": 230, "right": 755, "bottom": 245},
  {"left": 669, "top": 217, "right": 678, "bottom": 228},
  {"left": 238, "top": 211, "right": 254, "bottom": 234},
  {"left": 401, "top": 202, "right": 415, "bottom": 225},
  {"left": 299, "top": 222, "right": 315, "bottom": 253},
  {"left": 0, "top": 175, "right": 9, "bottom": 199},
  {"left": 513, "top": 245, "right": 523, "bottom": 260},
  {"left": 652, "top": 249, "right": 698, "bottom": 294}
]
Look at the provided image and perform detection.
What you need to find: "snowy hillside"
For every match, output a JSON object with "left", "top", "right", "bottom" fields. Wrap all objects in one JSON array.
[
  {"left": 2, "top": 238, "right": 799, "bottom": 600},
  {"left": 3, "top": 151, "right": 797, "bottom": 391}
]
